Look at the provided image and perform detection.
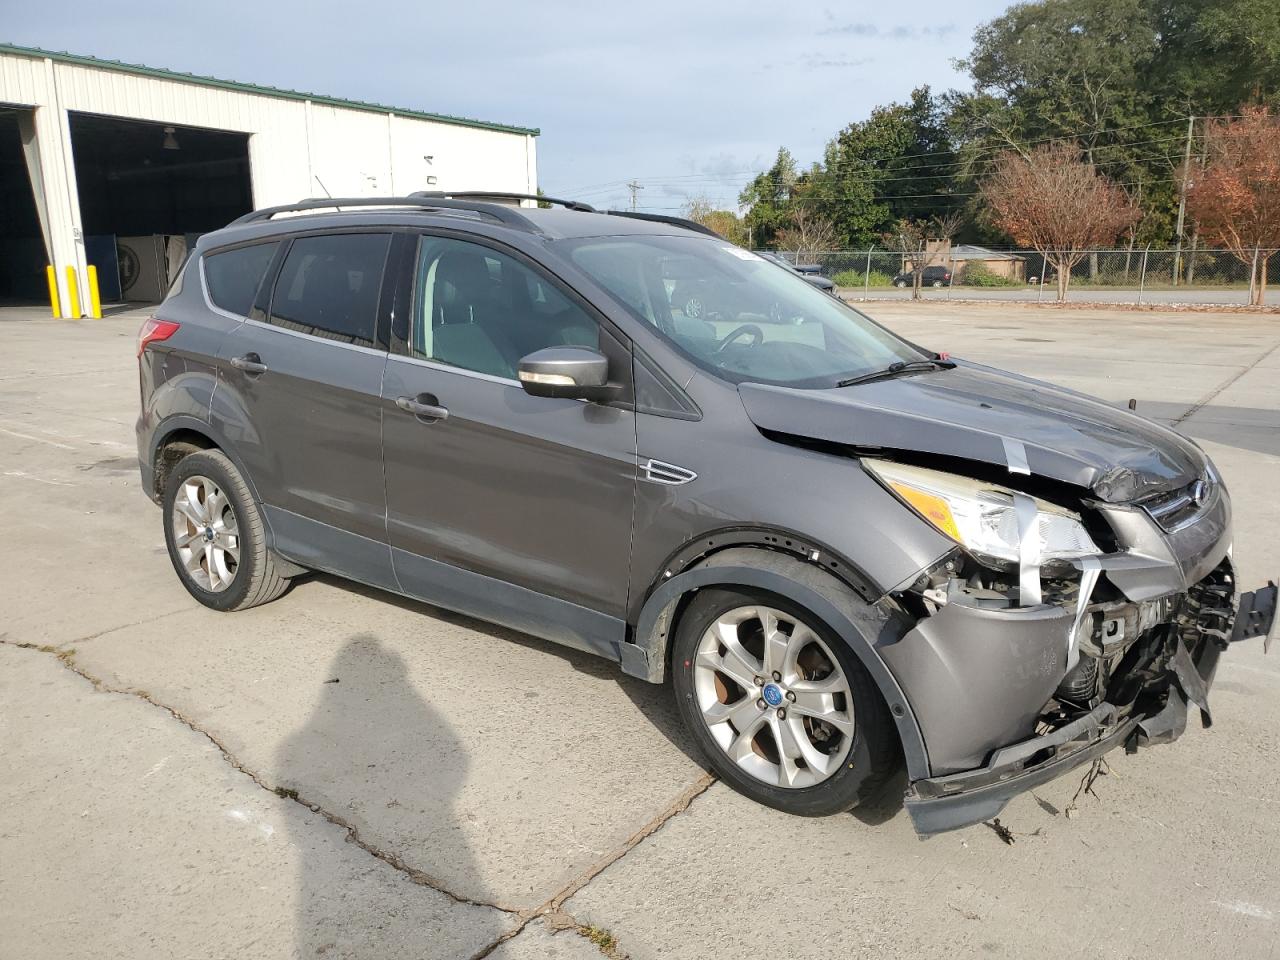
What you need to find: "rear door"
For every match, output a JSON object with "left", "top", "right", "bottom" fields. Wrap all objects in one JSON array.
[
  {"left": 213, "top": 230, "right": 397, "bottom": 587},
  {"left": 380, "top": 232, "right": 638, "bottom": 651}
]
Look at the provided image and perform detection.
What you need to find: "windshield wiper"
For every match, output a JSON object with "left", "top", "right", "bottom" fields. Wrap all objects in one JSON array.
[{"left": 836, "top": 357, "right": 956, "bottom": 388}]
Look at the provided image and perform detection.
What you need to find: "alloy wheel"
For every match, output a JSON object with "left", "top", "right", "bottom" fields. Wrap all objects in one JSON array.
[
  {"left": 171, "top": 474, "right": 239, "bottom": 592},
  {"left": 692, "top": 605, "right": 855, "bottom": 789}
]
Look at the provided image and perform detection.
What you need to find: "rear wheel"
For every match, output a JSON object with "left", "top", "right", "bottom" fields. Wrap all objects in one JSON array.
[
  {"left": 163, "top": 449, "right": 290, "bottom": 611},
  {"left": 672, "top": 588, "right": 899, "bottom": 816}
]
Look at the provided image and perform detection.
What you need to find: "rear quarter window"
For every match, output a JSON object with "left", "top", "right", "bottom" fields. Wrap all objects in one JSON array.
[{"left": 203, "top": 242, "right": 280, "bottom": 317}]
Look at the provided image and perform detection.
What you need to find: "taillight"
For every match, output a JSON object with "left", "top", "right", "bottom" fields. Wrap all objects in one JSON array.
[{"left": 137, "top": 317, "right": 180, "bottom": 357}]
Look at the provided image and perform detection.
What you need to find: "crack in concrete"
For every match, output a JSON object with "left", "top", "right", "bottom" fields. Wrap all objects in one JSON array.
[
  {"left": 2, "top": 638, "right": 517, "bottom": 915},
  {"left": 1173, "top": 339, "right": 1280, "bottom": 426},
  {"left": 465, "top": 773, "right": 716, "bottom": 960},
  {"left": 3, "top": 638, "right": 718, "bottom": 960}
]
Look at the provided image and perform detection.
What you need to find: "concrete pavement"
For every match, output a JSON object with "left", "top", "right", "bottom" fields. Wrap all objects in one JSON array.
[{"left": 2, "top": 303, "right": 1278, "bottom": 959}]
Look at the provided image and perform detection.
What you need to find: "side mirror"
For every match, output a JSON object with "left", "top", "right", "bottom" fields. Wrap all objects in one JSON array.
[{"left": 517, "top": 346, "right": 615, "bottom": 401}]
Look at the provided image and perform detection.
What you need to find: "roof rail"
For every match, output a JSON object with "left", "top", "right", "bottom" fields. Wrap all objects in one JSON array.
[
  {"left": 229, "top": 196, "right": 541, "bottom": 231},
  {"left": 604, "top": 210, "right": 723, "bottom": 238},
  {"left": 410, "top": 190, "right": 597, "bottom": 213}
]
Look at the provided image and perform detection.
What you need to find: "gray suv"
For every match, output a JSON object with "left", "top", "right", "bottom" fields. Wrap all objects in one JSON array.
[{"left": 136, "top": 192, "right": 1277, "bottom": 834}]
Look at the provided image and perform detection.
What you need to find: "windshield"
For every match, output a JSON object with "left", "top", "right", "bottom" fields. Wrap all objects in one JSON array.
[{"left": 562, "top": 235, "right": 925, "bottom": 387}]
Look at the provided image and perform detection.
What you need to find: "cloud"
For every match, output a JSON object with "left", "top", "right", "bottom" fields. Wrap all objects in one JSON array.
[
  {"left": 819, "top": 21, "right": 958, "bottom": 39},
  {"left": 761, "top": 54, "right": 872, "bottom": 72}
]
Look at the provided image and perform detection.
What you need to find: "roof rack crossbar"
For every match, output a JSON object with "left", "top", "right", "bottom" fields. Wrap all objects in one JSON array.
[
  {"left": 604, "top": 210, "right": 723, "bottom": 238},
  {"left": 229, "top": 196, "right": 540, "bottom": 231},
  {"left": 410, "top": 190, "right": 597, "bottom": 213}
]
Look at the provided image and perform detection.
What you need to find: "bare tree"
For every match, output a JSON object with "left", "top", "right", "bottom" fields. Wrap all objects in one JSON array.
[
  {"left": 1187, "top": 108, "right": 1280, "bottom": 306},
  {"left": 981, "top": 143, "right": 1140, "bottom": 301},
  {"left": 774, "top": 207, "right": 838, "bottom": 265},
  {"left": 884, "top": 213, "right": 963, "bottom": 300},
  {"left": 885, "top": 219, "right": 933, "bottom": 300},
  {"left": 682, "top": 196, "right": 749, "bottom": 246}
]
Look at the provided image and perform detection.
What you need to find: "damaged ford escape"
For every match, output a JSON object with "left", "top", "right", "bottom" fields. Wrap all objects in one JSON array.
[{"left": 136, "top": 193, "right": 1278, "bottom": 834}]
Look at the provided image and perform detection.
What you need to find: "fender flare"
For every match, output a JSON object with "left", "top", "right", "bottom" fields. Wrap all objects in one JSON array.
[
  {"left": 149, "top": 414, "right": 261, "bottom": 497},
  {"left": 624, "top": 547, "right": 931, "bottom": 782}
]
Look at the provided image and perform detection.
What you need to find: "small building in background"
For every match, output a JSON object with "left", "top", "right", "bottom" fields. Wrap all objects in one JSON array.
[
  {"left": 0, "top": 43, "right": 539, "bottom": 311},
  {"left": 948, "top": 244, "right": 1026, "bottom": 282},
  {"left": 907, "top": 239, "right": 1026, "bottom": 282}
]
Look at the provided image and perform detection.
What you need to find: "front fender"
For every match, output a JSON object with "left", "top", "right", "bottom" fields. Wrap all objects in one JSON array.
[{"left": 625, "top": 547, "right": 931, "bottom": 782}]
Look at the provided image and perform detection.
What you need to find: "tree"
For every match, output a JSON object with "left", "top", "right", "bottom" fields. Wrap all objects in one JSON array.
[
  {"left": 682, "top": 196, "right": 748, "bottom": 246},
  {"left": 774, "top": 207, "right": 838, "bottom": 264},
  {"left": 1187, "top": 108, "right": 1280, "bottom": 305},
  {"left": 981, "top": 143, "right": 1140, "bottom": 300},
  {"left": 739, "top": 148, "right": 798, "bottom": 247},
  {"left": 883, "top": 213, "right": 964, "bottom": 300},
  {"left": 809, "top": 87, "right": 958, "bottom": 246}
]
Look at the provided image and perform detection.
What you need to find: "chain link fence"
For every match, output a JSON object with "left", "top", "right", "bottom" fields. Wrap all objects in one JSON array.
[{"left": 767, "top": 247, "right": 1280, "bottom": 306}]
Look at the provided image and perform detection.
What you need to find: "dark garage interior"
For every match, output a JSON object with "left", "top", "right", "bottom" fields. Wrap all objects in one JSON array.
[
  {"left": 69, "top": 112, "right": 253, "bottom": 303},
  {"left": 69, "top": 112, "right": 252, "bottom": 238},
  {"left": 0, "top": 107, "right": 46, "bottom": 304}
]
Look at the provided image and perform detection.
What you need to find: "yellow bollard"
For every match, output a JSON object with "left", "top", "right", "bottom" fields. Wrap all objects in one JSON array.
[
  {"left": 87, "top": 265, "right": 103, "bottom": 319},
  {"left": 46, "top": 265, "right": 62, "bottom": 318},
  {"left": 65, "top": 266, "right": 82, "bottom": 319}
]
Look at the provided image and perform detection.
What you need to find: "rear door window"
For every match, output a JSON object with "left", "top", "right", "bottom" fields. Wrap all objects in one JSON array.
[
  {"left": 203, "top": 242, "right": 280, "bottom": 316},
  {"left": 267, "top": 233, "right": 392, "bottom": 346}
]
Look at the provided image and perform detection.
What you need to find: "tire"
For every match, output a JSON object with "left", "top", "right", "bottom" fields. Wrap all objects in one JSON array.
[
  {"left": 162, "top": 449, "right": 291, "bottom": 612},
  {"left": 932, "top": 279, "right": 944, "bottom": 288},
  {"left": 894, "top": 279, "right": 908, "bottom": 288},
  {"left": 672, "top": 587, "right": 899, "bottom": 816}
]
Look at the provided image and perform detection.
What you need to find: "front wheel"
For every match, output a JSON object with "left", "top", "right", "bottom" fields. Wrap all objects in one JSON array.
[
  {"left": 163, "top": 449, "right": 291, "bottom": 611},
  {"left": 672, "top": 588, "right": 899, "bottom": 816}
]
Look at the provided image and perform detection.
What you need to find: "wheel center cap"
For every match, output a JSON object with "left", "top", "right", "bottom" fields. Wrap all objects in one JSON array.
[
  {"left": 203, "top": 527, "right": 215, "bottom": 542},
  {"left": 762, "top": 683, "right": 784, "bottom": 707}
]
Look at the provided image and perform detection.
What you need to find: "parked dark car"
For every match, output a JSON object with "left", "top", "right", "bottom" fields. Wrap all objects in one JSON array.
[
  {"left": 137, "top": 191, "right": 1276, "bottom": 835},
  {"left": 893, "top": 265, "right": 951, "bottom": 288},
  {"left": 760, "top": 253, "right": 837, "bottom": 295}
]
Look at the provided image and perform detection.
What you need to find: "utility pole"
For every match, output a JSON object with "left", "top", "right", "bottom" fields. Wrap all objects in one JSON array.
[
  {"left": 1172, "top": 115, "right": 1195, "bottom": 286},
  {"left": 626, "top": 180, "right": 643, "bottom": 212}
]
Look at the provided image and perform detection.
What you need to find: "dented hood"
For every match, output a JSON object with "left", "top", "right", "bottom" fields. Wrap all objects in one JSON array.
[{"left": 738, "top": 361, "right": 1205, "bottom": 502}]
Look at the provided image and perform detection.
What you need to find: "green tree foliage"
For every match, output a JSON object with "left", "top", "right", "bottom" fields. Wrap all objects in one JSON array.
[
  {"left": 808, "top": 87, "right": 958, "bottom": 246},
  {"left": 736, "top": 0, "right": 1280, "bottom": 251},
  {"left": 738, "top": 148, "right": 798, "bottom": 247}
]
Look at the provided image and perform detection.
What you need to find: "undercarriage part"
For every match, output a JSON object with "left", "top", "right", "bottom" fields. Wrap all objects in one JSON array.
[
  {"left": 1232, "top": 580, "right": 1278, "bottom": 650},
  {"left": 1055, "top": 656, "right": 1098, "bottom": 706}
]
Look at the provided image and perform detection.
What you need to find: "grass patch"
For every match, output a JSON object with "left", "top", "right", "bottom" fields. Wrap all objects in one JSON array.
[{"left": 832, "top": 268, "right": 894, "bottom": 288}]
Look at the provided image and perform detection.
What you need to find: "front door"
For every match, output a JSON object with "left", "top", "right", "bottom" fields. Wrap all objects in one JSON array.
[
  {"left": 381, "top": 234, "right": 637, "bottom": 654},
  {"left": 214, "top": 230, "right": 396, "bottom": 587}
]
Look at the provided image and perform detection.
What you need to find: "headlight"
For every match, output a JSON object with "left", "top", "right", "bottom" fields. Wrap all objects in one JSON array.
[{"left": 865, "top": 461, "right": 1099, "bottom": 566}]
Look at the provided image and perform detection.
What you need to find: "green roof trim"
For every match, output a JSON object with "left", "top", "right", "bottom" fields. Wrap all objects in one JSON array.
[{"left": 0, "top": 42, "right": 539, "bottom": 136}]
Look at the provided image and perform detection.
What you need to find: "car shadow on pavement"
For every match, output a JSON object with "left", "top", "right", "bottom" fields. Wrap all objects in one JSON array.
[
  {"left": 278, "top": 632, "right": 487, "bottom": 955},
  {"left": 317, "top": 575, "right": 708, "bottom": 770},
  {"left": 1120, "top": 402, "right": 1280, "bottom": 458}
]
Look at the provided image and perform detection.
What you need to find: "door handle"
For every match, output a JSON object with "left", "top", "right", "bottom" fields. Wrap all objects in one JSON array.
[
  {"left": 396, "top": 394, "right": 449, "bottom": 422},
  {"left": 230, "top": 353, "right": 268, "bottom": 375}
]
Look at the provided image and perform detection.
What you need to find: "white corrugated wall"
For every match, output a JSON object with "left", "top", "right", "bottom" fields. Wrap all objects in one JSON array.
[{"left": 0, "top": 49, "right": 537, "bottom": 313}]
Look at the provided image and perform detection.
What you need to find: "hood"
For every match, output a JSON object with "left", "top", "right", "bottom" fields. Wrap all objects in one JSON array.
[{"left": 738, "top": 360, "right": 1205, "bottom": 502}]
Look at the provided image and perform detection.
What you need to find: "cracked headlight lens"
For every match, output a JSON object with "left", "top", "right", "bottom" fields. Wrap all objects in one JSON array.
[{"left": 865, "top": 461, "right": 1099, "bottom": 565}]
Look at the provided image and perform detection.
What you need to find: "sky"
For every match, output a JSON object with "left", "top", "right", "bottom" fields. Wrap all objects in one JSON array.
[{"left": 1, "top": 0, "right": 1012, "bottom": 213}]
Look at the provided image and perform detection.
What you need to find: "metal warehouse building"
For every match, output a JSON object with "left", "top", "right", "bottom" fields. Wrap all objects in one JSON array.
[{"left": 0, "top": 43, "right": 539, "bottom": 314}]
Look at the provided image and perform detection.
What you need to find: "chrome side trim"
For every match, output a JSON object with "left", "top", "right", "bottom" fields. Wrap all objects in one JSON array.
[
  {"left": 641, "top": 458, "right": 697, "bottom": 485},
  {"left": 386, "top": 352, "right": 521, "bottom": 387}
]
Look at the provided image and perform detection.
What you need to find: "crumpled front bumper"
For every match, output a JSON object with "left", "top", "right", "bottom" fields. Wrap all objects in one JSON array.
[{"left": 901, "top": 579, "right": 1277, "bottom": 835}]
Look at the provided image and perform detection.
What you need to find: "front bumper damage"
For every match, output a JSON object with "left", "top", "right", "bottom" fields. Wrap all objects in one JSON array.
[
  {"left": 899, "top": 575, "right": 1276, "bottom": 834},
  {"left": 886, "top": 478, "right": 1277, "bottom": 835}
]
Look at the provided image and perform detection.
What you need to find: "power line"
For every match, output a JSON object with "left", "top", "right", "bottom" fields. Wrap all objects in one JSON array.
[
  {"left": 625, "top": 179, "right": 644, "bottom": 212},
  {"left": 559, "top": 113, "right": 1252, "bottom": 199}
]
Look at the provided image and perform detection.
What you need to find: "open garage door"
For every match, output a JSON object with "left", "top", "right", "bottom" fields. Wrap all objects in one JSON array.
[
  {"left": 69, "top": 113, "right": 252, "bottom": 304},
  {"left": 0, "top": 106, "right": 48, "bottom": 305}
]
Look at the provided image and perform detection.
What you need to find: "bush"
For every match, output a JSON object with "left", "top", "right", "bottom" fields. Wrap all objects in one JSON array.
[
  {"left": 962, "top": 262, "right": 1020, "bottom": 287},
  {"left": 832, "top": 269, "right": 894, "bottom": 288}
]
